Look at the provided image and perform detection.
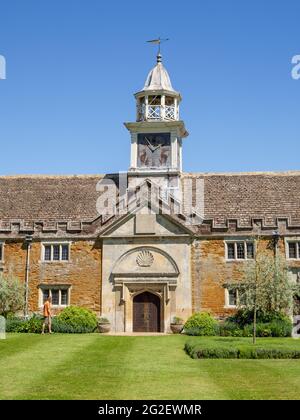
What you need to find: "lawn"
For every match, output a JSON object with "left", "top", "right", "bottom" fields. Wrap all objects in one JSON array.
[{"left": 0, "top": 334, "right": 300, "bottom": 400}]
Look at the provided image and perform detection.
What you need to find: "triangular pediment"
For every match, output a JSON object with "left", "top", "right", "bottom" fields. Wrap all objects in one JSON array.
[
  {"left": 99, "top": 206, "right": 193, "bottom": 237},
  {"left": 97, "top": 177, "right": 198, "bottom": 237}
]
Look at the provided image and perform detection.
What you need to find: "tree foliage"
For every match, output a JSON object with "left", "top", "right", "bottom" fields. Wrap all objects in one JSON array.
[
  {"left": 239, "top": 250, "right": 297, "bottom": 315},
  {"left": 226, "top": 237, "right": 300, "bottom": 343},
  {"left": 0, "top": 274, "right": 25, "bottom": 318}
]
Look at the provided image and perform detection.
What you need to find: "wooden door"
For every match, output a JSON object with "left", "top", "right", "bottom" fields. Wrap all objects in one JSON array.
[{"left": 133, "top": 291, "right": 161, "bottom": 332}]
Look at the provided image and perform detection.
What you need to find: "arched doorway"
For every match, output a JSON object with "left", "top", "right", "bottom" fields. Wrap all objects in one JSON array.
[{"left": 133, "top": 291, "right": 161, "bottom": 332}]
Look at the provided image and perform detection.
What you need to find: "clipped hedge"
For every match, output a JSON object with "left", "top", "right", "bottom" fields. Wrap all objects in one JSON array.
[
  {"left": 185, "top": 341, "right": 300, "bottom": 359},
  {"left": 184, "top": 312, "right": 218, "bottom": 336},
  {"left": 51, "top": 318, "right": 96, "bottom": 334}
]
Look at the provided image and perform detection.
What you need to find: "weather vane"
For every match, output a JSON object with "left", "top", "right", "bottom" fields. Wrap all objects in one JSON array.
[{"left": 146, "top": 37, "right": 169, "bottom": 55}]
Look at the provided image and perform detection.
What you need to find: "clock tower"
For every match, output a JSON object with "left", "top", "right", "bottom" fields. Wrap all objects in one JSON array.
[{"left": 125, "top": 52, "right": 188, "bottom": 193}]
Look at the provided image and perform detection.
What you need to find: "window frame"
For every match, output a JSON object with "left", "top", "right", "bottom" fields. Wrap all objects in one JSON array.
[
  {"left": 225, "top": 240, "right": 255, "bottom": 261},
  {"left": 41, "top": 242, "right": 71, "bottom": 262},
  {"left": 0, "top": 242, "right": 4, "bottom": 262},
  {"left": 39, "top": 285, "right": 71, "bottom": 308},
  {"left": 286, "top": 239, "right": 300, "bottom": 260},
  {"left": 224, "top": 287, "right": 239, "bottom": 308}
]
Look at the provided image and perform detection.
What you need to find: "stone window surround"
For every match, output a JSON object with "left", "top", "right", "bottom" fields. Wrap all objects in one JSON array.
[
  {"left": 224, "top": 238, "right": 255, "bottom": 261},
  {"left": 40, "top": 241, "right": 72, "bottom": 263},
  {"left": 285, "top": 237, "right": 300, "bottom": 260},
  {"left": 38, "top": 284, "right": 72, "bottom": 308}
]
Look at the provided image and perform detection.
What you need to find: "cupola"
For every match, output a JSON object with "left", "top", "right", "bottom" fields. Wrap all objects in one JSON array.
[{"left": 135, "top": 53, "right": 181, "bottom": 122}]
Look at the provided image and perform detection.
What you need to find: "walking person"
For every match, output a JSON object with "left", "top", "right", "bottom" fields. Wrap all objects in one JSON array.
[{"left": 42, "top": 295, "right": 52, "bottom": 334}]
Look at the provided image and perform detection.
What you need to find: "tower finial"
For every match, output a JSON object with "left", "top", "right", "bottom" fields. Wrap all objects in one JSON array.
[{"left": 146, "top": 37, "right": 169, "bottom": 62}]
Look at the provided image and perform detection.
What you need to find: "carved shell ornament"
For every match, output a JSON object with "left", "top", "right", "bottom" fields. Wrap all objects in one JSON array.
[{"left": 136, "top": 250, "right": 154, "bottom": 267}]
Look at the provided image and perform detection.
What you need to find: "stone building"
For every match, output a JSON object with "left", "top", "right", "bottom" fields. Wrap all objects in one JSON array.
[{"left": 0, "top": 53, "right": 300, "bottom": 332}]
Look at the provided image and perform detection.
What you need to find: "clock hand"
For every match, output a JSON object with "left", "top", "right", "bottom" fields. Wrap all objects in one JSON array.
[
  {"left": 145, "top": 136, "right": 161, "bottom": 152},
  {"left": 145, "top": 136, "right": 153, "bottom": 149},
  {"left": 151, "top": 144, "right": 161, "bottom": 152},
  {"left": 146, "top": 138, "right": 157, "bottom": 152}
]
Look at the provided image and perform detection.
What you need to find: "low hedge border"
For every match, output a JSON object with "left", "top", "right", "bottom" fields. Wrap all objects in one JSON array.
[{"left": 185, "top": 341, "right": 300, "bottom": 359}]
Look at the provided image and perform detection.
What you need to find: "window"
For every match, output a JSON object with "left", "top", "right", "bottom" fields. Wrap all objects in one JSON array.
[
  {"left": 225, "top": 287, "right": 239, "bottom": 308},
  {"left": 227, "top": 243, "right": 235, "bottom": 259},
  {"left": 228, "top": 289, "right": 237, "bottom": 306},
  {"left": 51, "top": 289, "right": 59, "bottom": 305},
  {"left": 61, "top": 289, "right": 68, "bottom": 305},
  {"left": 41, "top": 287, "right": 70, "bottom": 307},
  {"left": 288, "top": 242, "right": 300, "bottom": 259},
  {"left": 225, "top": 288, "right": 238, "bottom": 307},
  {"left": 43, "top": 243, "right": 70, "bottom": 262},
  {"left": 236, "top": 242, "right": 245, "bottom": 259},
  {"left": 42, "top": 289, "right": 49, "bottom": 302},
  {"left": 165, "top": 96, "right": 174, "bottom": 105},
  {"left": 246, "top": 242, "right": 254, "bottom": 259},
  {"left": 53, "top": 245, "right": 60, "bottom": 261},
  {"left": 226, "top": 241, "right": 255, "bottom": 260},
  {"left": 44, "top": 246, "right": 51, "bottom": 261},
  {"left": 0, "top": 243, "right": 3, "bottom": 262}
]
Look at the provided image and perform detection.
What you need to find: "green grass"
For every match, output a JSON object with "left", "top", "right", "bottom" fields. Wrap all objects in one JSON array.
[{"left": 0, "top": 334, "right": 300, "bottom": 399}]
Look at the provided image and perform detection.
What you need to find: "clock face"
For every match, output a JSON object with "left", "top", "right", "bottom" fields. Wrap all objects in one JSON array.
[{"left": 137, "top": 133, "right": 171, "bottom": 168}]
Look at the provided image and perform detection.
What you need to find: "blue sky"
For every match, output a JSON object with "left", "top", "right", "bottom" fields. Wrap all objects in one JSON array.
[{"left": 0, "top": 0, "right": 299, "bottom": 175}]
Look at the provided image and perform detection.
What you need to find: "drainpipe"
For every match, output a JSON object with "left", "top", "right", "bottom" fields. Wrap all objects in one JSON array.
[
  {"left": 24, "top": 235, "right": 33, "bottom": 319},
  {"left": 272, "top": 230, "right": 280, "bottom": 315},
  {"left": 272, "top": 230, "right": 280, "bottom": 258}
]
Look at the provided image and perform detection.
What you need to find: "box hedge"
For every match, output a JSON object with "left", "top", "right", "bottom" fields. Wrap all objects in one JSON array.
[{"left": 185, "top": 341, "right": 300, "bottom": 359}]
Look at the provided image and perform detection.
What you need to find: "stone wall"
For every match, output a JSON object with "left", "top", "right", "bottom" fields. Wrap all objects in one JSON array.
[
  {"left": 192, "top": 237, "right": 300, "bottom": 318},
  {"left": 1, "top": 239, "right": 102, "bottom": 315},
  {"left": 1, "top": 235, "right": 299, "bottom": 320}
]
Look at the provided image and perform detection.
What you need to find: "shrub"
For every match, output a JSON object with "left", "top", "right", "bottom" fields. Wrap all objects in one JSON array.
[
  {"left": 51, "top": 318, "right": 95, "bottom": 333},
  {"left": 54, "top": 306, "right": 97, "bottom": 333},
  {"left": 255, "top": 323, "right": 272, "bottom": 337},
  {"left": 227, "top": 309, "right": 290, "bottom": 327},
  {"left": 219, "top": 319, "right": 292, "bottom": 338},
  {"left": 21, "top": 315, "right": 43, "bottom": 333},
  {"left": 98, "top": 317, "right": 110, "bottom": 324},
  {"left": 5, "top": 307, "right": 98, "bottom": 334},
  {"left": 184, "top": 312, "right": 218, "bottom": 336},
  {"left": 6, "top": 317, "right": 24, "bottom": 332},
  {"left": 185, "top": 341, "right": 300, "bottom": 359},
  {"left": 171, "top": 316, "right": 184, "bottom": 325},
  {"left": 219, "top": 322, "right": 246, "bottom": 337},
  {"left": 268, "top": 319, "right": 292, "bottom": 337},
  {"left": 0, "top": 274, "right": 25, "bottom": 317},
  {"left": 6, "top": 314, "right": 43, "bottom": 333},
  {"left": 196, "top": 347, "right": 239, "bottom": 359},
  {"left": 223, "top": 309, "right": 292, "bottom": 337}
]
